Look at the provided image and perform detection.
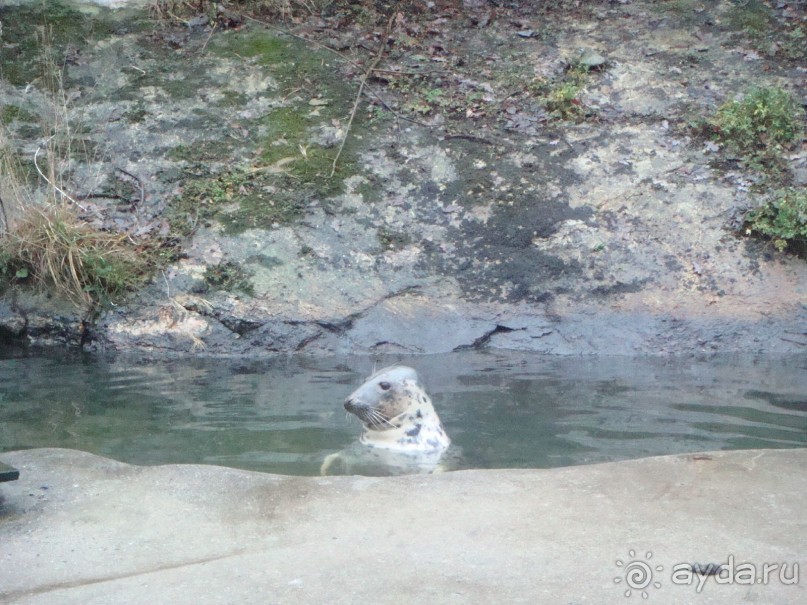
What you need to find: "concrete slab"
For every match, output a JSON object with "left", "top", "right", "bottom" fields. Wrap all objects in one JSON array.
[{"left": 0, "top": 448, "right": 805, "bottom": 604}]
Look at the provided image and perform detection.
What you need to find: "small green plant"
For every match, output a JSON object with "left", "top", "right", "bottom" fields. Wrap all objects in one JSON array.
[
  {"left": 529, "top": 63, "right": 593, "bottom": 121},
  {"left": 710, "top": 86, "right": 804, "bottom": 164},
  {"left": 745, "top": 188, "right": 807, "bottom": 255}
]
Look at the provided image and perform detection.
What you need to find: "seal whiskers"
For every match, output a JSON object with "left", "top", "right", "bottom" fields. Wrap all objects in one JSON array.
[{"left": 343, "top": 365, "right": 450, "bottom": 452}]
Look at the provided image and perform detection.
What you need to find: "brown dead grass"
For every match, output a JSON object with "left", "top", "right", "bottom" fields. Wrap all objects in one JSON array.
[{"left": 1, "top": 203, "right": 145, "bottom": 307}]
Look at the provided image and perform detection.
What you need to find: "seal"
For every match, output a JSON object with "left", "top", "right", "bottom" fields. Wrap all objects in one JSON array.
[
  {"left": 344, "top": 365, "right": 451, "bottom": 452},
  {"left": 320, "top": 365, "right": 452, "bottom": 475}
]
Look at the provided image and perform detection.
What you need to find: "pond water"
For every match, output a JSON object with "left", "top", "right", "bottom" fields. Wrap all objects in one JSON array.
[{"left": 1, "top": 349, "right": 805, "bottom": 476}]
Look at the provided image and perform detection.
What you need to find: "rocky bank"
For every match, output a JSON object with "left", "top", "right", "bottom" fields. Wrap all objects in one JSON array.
[{"left": 0, "top": 0, "right": 805, "bottom": 355}]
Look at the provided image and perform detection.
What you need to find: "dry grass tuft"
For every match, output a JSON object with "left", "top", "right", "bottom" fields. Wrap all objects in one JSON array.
[{"left": 1, "top": 204, "right": 145, "bottom": 307}]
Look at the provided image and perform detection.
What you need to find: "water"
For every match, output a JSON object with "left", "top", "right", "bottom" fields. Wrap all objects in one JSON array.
[{"left": 1, "top": 349, "right": 805, "bottom": 476}]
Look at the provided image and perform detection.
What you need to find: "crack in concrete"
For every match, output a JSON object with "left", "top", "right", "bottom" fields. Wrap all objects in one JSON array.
[{"left": 0, "top": 548, "right": 253, "bottom": 601}]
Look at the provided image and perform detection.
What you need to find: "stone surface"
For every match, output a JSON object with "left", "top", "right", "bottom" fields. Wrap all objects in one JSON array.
[
  {"left": 0, "top": 462, "right": 19, "bottom": 483},
  {"left": 1, "top": 447, "right": 805, "bottom": 604}
]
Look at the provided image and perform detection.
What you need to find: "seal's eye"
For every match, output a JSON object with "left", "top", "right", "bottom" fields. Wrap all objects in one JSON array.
[{"left": 378, "top": 381, "right": 391, "bottom": 391}]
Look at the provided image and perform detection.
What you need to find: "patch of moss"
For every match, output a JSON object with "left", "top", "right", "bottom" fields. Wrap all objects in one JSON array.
[
  {"left": 779, "top": 27, "right": 806, "bottom": 61},
  {"left": 262, "top": 143, "right": 344, "bottom": 193},
  {"left": 215, "top": 90, "right": 249, "bottom": 108},
  {"left": 162, "top": 27, "right": 365, "bottom": 237},
  {"left": 0, "top": 1, "right": 116, "bottom": 86},
  {"left": 168, "top": 164, "right": 309, "bottom": 236},
  {"left": 215, "top": 31, "right": 289, "bottom": 64},
  {"left": 0, "top": 104, "right": 38, "bottom": 126},
  {"left": 745, "top": 188, "right": 807, "bottom": 256},
  {"left": 122, "top": 105, "right": 148, "bottom": 124},
  {"left": 353, "top": 177, "right": 378, "bottom": 203},
  {"left": 727, "top": 0, "right": 773, "bottom": 40},
  {"left": 658, "top": 0, "right": 711, "bottom": 24},
  {"left": 377, "top": 227, "right": 412, "bottom": 251},
  {"left": 259, "top": 103, "right": 357, "bottom": 188},
  {"left": 115, "top": 37, "right": 223, "bottom": 104},
  {"left": 166, "top": 140, "right": 234, "bottom": 163},
  {"left": 210, "top": 30, "right": 337, "bottom": 87},
  {"left": 203, "top": 261, "right": 255, "bottom": 296},
  {"left": 219, "top": 181, "right": 308, "bottom": 234}
]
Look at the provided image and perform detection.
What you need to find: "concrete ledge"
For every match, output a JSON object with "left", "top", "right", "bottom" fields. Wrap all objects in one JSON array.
[{"left": 1, "top": 448, "right": 805, "bottom": 604}]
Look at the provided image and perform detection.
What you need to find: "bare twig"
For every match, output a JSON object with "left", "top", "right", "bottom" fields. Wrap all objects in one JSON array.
[
  {"left": 0, "top": 193, "right": 8, "bottom": 235},
  {"left": 75, "top": 193, "right": 125, "bottom": 201},
  {"left": 116, "top": 167, "right": 146, "bottom": 206},
  {"left": 33, "top": 142, "right": 87, "bottom": 211},
  {"left": 331, "top": 14, "right": 396, "bottom": 177},
  {"left": 199, "top": 21, "right": 218, "bottom": 53},
  {"left": 443, "top": 133, "right": 498, "bottom": 145}
]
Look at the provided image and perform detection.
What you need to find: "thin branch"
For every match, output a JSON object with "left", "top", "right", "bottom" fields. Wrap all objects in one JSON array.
[
  {"left": 199, "top": 21, "right": 218, "bottom": 53},
  {"left": 442, "top": 133, "right": 498, "bottom": 145},
  {"left": 331, "top": 14, "right": 395, "bottom": 177},
  {"left": 0, "top": 193, "right": 8, "bottom": 235},
  {"left": 116, "top": 167, "right": 146, "bottom": 206},
  {"left": 74, "top": 193, "right": 125, "bottom": 201},
  {"left": 33, "top": 142, "right": 87, "bottom": 211}
]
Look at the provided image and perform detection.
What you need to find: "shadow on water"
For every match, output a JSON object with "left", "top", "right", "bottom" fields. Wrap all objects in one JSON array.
[{"left": 0, "top": 349, "right": 805, "bottom": 476}]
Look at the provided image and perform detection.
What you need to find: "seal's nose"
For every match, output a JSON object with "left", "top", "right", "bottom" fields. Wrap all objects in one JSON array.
[{"left": 344, "top": 398, "right": 357, "bottom": 413}]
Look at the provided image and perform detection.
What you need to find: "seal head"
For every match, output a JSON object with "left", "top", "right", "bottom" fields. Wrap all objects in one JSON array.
[{"left": 343, "top": 365, "right": 450, "bottom": 452}]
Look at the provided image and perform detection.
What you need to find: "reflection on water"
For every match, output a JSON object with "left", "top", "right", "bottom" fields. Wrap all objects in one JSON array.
[{"left": 1, "top": 349, "right": 805, "bottom": 475}]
